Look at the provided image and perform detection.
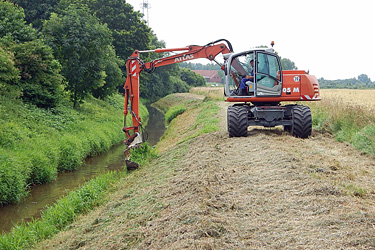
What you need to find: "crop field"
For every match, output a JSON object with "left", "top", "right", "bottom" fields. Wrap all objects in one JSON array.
[{"left": 320, "top": 89, "right": 375, "bottom": 109}]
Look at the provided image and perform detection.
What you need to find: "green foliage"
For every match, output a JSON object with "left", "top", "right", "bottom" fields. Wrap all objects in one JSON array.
[
  {"left": 9, "top": 0, "right": 59, "bottom": 30},
  {"left": 43, "top": 5, "right": 113, "bottom": 107},
  {"left": 0, "top": 0, "right": 37, "bottom": 43},
  {"left": 0, "top": 45, "right": 20, "bottom": 89},
  {"left": 179, "top": 67, "right": 206, "bottom": 87},
  {"left": 0, "top": 171, "right": 119, "bottom": 250},
  {"left": 0, "top": 94, "right": 148, "bottom": 205},
  {"left": 0, "top": 1, "right": 64, "bottom": 108},
  {"left": 170, "top": 76, "right": 190, "bottom": 93},
  {"left": 165, "top": 105, "right": 187, "bottom": 123},
  {"left": 11, "top": 39, "right": 64, "bottom": 108},
  {"left": 180, "top": 62, "right": 221, "bottom": 71},
  {"left": 281, "top": 57, "right": 297, "bottom": 70},
  {"left": 91, "top": 46, "right": 124, "bottom": 99},
  {"left": 58, "top": 0, "right": 151, "bottom": 61}
]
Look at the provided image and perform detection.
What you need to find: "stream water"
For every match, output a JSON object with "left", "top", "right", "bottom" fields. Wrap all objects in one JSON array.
[{"left": 0, "top": 105, "right": 165, "bottom": 233}]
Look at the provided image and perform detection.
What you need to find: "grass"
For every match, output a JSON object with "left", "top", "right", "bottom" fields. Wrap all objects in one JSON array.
[
  {"left": 0, "top": 171, "right": 121, "bottom": 250},
  {"left": 164, "top": 105, "right": 187, "bottom": 123},
  {"left": 190, "top": 87, "right": 224, "bottom": 101},
  {"left": 0, "top": 134, "right": 157, "bottom": 249},
  {"left": 0, "top": 94, "right": 148, "bottom": 205},
  {"left": 309, "top": 89, "right": 375, "bottom": 155},
  {"left": 154, "top": 93, "right": 221, "bottom": 153}
]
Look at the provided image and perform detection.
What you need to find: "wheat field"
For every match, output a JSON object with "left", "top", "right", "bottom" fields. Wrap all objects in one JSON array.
[{"left": 320, "top": 89, "right": 375, "bottom": 108}]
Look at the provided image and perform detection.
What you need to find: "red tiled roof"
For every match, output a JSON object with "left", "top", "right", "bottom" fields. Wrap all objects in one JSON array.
[{"left": 192, "top": 70, "right": 222, "bottom": 82}]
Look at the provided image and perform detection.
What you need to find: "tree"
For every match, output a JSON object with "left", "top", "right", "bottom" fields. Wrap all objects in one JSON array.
[
  {"left": 92, "top": 46, "right": 124, "bottom": 99},
  {"left": 43, "top": 5, "right": 114, "bottom": 107},
  {"left": 0, "top": 0, "right": 36, "bottom": 43},
  {"left": 0, "top": 1, "right": 63, "bottom": 108},
  {"left": 12, "top": 40, "right": 63, "bottom": 108},
  {"left": 180, "top": 67, "right": 206, "bottom": 87},
  {"left": 9, "top": 0, "right": 59, "bottom": 30},
  {"left": 0, "top": 45, "right": 20, "bottom": 96},
  {"left": 358, "top": 74, "right": 371, "bottom": 83},
  {"left": 281, "top": 58, "right": 297, "bottom": 70},
  {"left": 57, "top": 0, "right": 151, "bottom": 61}
]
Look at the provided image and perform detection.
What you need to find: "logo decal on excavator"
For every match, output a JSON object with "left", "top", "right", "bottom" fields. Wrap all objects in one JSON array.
[{"left": 174, "top": 54, "right": 194, "bottom": 62}]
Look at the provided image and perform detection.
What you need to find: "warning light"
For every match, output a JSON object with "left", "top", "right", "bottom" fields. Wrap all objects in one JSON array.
[{"left": 271, "top": 41, "right": 275, "bottom": 47}]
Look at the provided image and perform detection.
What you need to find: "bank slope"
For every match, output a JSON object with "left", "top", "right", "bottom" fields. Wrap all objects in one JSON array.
[{"left": 35, "top": 93, "right": 375, "bottom": 249}]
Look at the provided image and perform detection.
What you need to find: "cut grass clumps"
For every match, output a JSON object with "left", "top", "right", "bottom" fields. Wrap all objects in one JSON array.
[
  {"left": 165, "top": 105, "right": 187, "bottom": 123},
  {"left": 0, "top": 171, "right": 120, "bottom": 250}
]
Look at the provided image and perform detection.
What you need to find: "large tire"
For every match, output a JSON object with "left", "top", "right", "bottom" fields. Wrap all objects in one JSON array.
[
  {"left": 227, "top": 106, "right": 248, "bottom": 137},
  {"left": 291, "top": 105, "right": 312, "bottom": 138}
]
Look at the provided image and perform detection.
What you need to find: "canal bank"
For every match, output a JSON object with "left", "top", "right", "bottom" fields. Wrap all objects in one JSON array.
[{"left": 0, "top": 105, "right": 166, "bottom": 234}]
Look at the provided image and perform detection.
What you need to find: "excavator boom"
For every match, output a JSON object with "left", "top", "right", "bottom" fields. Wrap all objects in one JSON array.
[
  {"left": 122, "top": 40, "right": 234, "bottom": 169},
  {"left": 122, "top": 40, "right": 321, "bottom": 169}
]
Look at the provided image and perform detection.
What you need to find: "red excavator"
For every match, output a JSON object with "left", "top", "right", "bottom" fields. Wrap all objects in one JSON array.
[{"left": 123, "top": 39, "right": 320, "bottom": 167}]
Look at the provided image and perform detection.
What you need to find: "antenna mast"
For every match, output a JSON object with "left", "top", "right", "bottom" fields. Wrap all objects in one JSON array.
[{"left": 141, "top": 0, "right": 150, "bottom": 25}]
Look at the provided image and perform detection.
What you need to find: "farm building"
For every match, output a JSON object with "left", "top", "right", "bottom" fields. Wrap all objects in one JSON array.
[{"left": 192, "top": 70, "right": 222, "bottom": 83}]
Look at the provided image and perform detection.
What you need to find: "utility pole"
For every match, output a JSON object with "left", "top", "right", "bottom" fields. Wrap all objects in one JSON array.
[{"left": 141, "top": 0, "right": 150, "bottom": 25}]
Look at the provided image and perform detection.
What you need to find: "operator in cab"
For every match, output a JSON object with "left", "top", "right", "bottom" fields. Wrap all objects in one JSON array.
[{"left": 239, "top": 59, "right": 254, "bottom": 96}]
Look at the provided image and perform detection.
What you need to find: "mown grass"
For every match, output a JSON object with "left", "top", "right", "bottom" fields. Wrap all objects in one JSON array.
[{"left": 0, "top": 94, "right": 148, "bottom": 205}]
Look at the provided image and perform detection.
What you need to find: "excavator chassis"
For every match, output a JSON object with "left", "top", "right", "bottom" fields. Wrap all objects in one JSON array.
[{"left": 227, "top": 103, "right": 312, "bottom": 138}]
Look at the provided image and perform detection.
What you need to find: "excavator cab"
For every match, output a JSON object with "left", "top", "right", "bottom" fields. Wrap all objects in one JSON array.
[{"left": 225, "top": 48, "right": 282, "bottom": 98}]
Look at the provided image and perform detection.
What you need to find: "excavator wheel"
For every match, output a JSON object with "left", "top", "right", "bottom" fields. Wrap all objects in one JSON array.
[
  {"left": 290, "top": 105, "right": 312, "bottom": 138},
  {"left": 227, "top": 105, "right": 248, "bottom": 137}
]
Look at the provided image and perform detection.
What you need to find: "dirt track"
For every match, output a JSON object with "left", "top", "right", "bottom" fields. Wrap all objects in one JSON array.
[{"left": 37, "top": 96, "right": 375, "bottom": 249}]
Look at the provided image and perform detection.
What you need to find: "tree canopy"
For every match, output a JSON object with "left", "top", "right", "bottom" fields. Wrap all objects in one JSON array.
[
  {"left": 43, "top": 5, "right": 114, "bottom": 107},
  {"left": 0, "top": 0, "right": 63, "bottom": 108}
]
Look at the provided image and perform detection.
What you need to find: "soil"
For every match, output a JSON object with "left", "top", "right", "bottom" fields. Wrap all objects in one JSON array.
[{"left": 36, "top": 94, "right": 375, "bottom": 249}]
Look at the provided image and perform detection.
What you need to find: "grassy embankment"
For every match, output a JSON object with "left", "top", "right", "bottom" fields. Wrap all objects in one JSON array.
[
  {"left": 190, "top": 87, "right": 375, "bottom": 156},
  {"left": 0, "top": 93, "right": 220, "bottom": 250},
  {"left": 309, "top": 89, "right": 375, "bottom": 155},
  {"left": 152, "top": 93, "right": 220, "bottom": 152},
  {"left": 0, "top": 94, "right": 148, "bottom": 205}
]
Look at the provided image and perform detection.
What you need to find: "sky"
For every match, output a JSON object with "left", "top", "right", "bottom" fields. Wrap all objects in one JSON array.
[{"left": 126, "top": 0, "right": 374, "bottom": 80}]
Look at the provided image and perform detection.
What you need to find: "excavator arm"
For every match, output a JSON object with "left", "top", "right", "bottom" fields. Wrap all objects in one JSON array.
[{"left": 123, "top": 39, "right": 233, "bottom": 149}]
